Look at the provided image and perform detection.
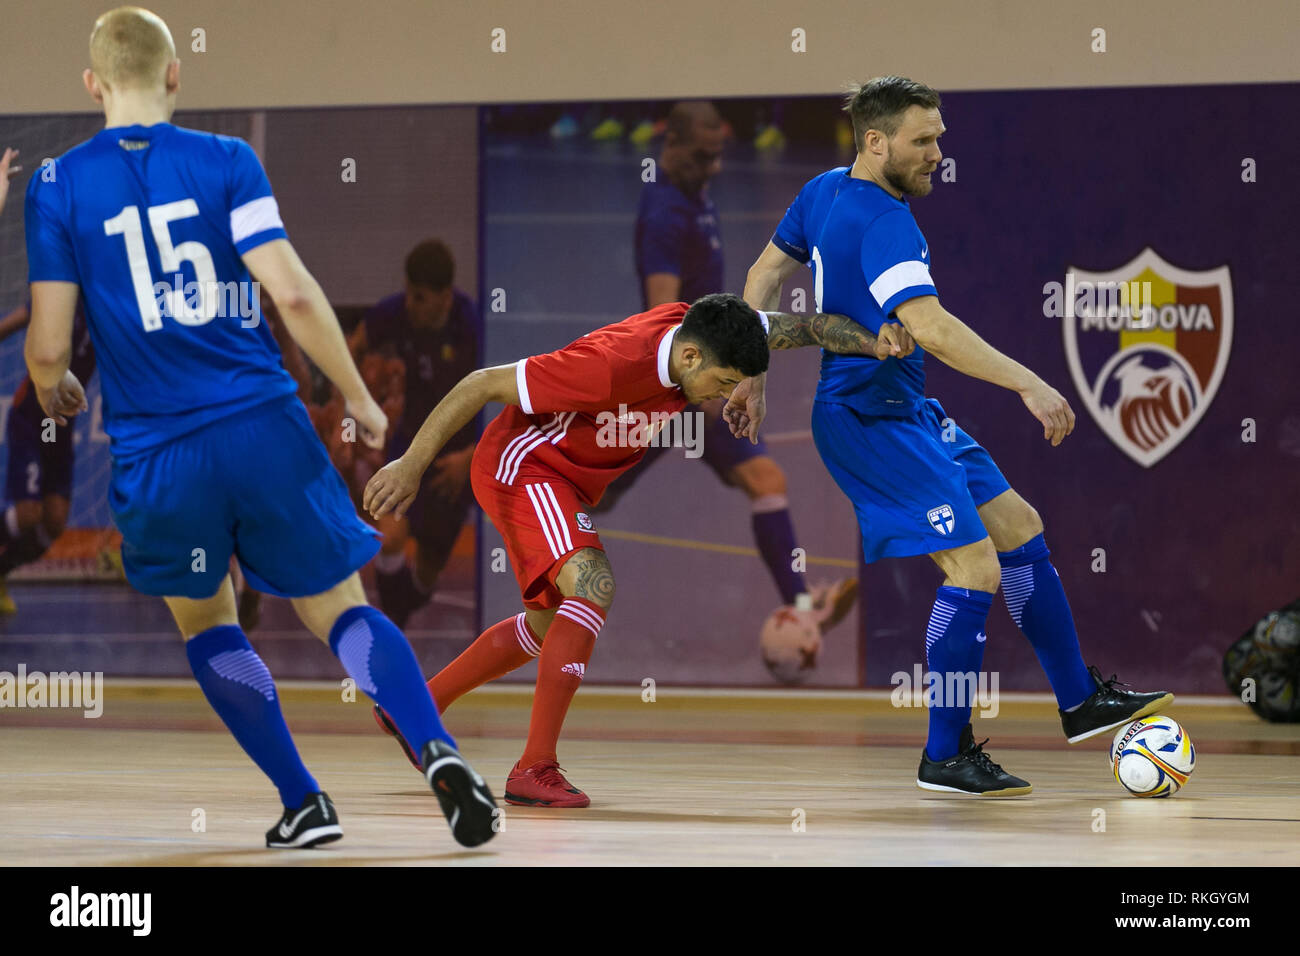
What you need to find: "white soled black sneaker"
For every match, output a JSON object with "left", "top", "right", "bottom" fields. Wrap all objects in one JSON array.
[
  {"left": 1061, "top": 665, "right": 1175, "bottom": 743},
  {"left": 266, "top": 791, "right": 343, "bottom": 848},
  {"left": 917, "top": 724, "right": 1033, "bottom": 797},
  {"left": 423, "top": 740, "right": 499, "bottom": 848}
]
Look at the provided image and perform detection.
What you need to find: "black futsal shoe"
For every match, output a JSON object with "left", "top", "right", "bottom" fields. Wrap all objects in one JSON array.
[
  {"left": 917, "top": 724, "right": 1033, "bottom": 797},
  {"left": 423, "top": 740, "right": 500, "bottom": 848},
  {"left": 266, "top": 791, "right": 343, "bottom": 848},
  {"left": 1061, "top": 665, "right": 1175, "bottom": 743}
]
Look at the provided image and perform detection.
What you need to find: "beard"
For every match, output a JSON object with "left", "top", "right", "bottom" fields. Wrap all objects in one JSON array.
[{"left": 882, "top": 153, "right": 933, "bottom": 197}]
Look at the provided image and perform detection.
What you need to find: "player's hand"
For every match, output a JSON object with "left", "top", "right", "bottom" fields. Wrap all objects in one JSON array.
[
  {"left": 0, "top": 148, "right": 21, "bottom": 218},
  {"left": 345, "top": 393, "right": 387, "bottom": 450},
  {"left": 874, "top": 322, "right": 915, "bottom": 360},
  {"left": 723, "top": 374, "right": 767, "bottom": 443},
  {"left": 426, "top": 445, "right": 473, "bottom": 499},
  {"left": 364, "top": 456, "right": 423, "bottom": 519},
  {"left": 35, "top": 370, "right": 88, "bottom": 426},
  {"left": 1019, "top": 379, "right": 1075, "bottom": 446}
]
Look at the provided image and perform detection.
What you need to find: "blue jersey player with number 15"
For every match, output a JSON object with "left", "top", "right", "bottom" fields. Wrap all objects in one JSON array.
[
  {"left": 24, "top": 6, "right": 497, "bottom": 847},
  {"left": 735, "top": 76, "right": 1173, "bottom": 796}
]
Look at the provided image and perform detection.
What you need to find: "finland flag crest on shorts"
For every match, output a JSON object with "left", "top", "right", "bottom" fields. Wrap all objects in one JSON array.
[{"left": 928, "top": 504, "right": 956, "bottom": 535}]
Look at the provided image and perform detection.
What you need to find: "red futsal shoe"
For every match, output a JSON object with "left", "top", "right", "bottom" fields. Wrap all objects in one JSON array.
[
  {"left": 504, "top": 759, "right": 591, "bottom": 808},
  {"left": 373, "top": 704, "right": 422, "bottom": 772}
]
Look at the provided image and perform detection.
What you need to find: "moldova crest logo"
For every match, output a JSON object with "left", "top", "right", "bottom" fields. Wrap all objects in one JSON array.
[{"left": 1061, "top": 248, "right": 1233, "bottom": 468}]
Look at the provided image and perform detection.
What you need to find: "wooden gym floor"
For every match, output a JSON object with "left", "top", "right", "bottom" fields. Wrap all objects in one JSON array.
[{"left": 1, "top": 683, "right": 1297, "bottom": 866}]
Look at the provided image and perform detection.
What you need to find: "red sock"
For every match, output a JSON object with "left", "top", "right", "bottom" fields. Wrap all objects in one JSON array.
[
  {"left": 519, "top": 597, "right": 605, "bottom": 767},
  {"left": 427, "top": 613, "right": 540, "bottom": 713}
]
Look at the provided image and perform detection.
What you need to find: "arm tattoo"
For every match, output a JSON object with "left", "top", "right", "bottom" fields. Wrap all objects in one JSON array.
[{"left": 766, "top": 311, "right": 879, "bottom": 355}]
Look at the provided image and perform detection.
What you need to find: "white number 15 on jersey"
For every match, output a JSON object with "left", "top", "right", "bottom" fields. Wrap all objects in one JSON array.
[{"left": 104, "top": 200, "right": 219, "bottom": 331}]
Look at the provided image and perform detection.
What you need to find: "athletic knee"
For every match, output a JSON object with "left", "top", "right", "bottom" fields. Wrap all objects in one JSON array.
[
  {"left": 1009, "top": 498, "right": 1044, "bottom": 541},
  {"left": 948, "top": 541, "right": 1002, "bottom": 593},
  {"left": 971, "top": 563, "right": 1003, "bottom": 594},
  {"left": 1022, "top": 503, "right": 1044, "bottom": 539},
  {"left": 559, "top": 547, "right": 615, "bottom": 610},
  {"left": 984, "top": 492, "right": 1045, "bottom": 551},
  {"left": 729, "top": 456, "right": 787, "bottom": 498},
  {"left": 293, "top": 574, "right": 368, "bottom": 642}
]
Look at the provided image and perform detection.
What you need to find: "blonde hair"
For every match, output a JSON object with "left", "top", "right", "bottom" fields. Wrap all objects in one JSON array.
[{"left": 89, "top": 6, "right": 176, "bottom": 91}]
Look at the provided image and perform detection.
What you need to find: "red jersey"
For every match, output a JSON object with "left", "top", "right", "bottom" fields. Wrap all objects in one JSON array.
[{"left": 480, "top": 303, "right": 691, "bottom": 505}]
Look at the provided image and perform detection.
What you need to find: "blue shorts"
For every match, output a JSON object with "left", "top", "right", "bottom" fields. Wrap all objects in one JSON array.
[
  {"left": 108, "top": 396, "right": 381, "bottom": 598},
  {"left": 811, "top": 397, "right": 1010, "bottom": 564},
  {"left": 6, "top": 405, "right": 75, "bottom": 502}
]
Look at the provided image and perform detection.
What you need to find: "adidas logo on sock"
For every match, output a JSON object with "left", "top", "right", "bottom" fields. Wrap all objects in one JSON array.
[{"left": 561, "top": 662, "right": 585, "bottom": 678}]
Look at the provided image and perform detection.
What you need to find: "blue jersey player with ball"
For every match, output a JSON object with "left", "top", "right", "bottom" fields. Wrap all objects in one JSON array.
[{"left": 735, "top": 76, "right": 1173, "bottom": 795}]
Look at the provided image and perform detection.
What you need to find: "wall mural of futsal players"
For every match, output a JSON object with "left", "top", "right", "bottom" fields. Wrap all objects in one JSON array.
[
  {"left": 0, "top": 299, "right": 96, "bottom": 612},
  {"left": 347, "top": 239, "right": 481, "bottom": 628},
  {"left": 599, "top": 101, "right": 858, "bottom": 651}
]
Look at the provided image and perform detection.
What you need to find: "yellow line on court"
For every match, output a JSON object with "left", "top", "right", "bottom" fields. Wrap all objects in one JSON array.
[{"left": 598, "top": 528, "right": 857, "bottom": 568}]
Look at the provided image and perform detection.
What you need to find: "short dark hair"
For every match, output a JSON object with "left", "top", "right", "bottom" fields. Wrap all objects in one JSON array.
[
  {"left": 404, "top": 239, "right": 455, "bottom": 291},
  {"left": 678, "top": 293, "right": 769, "bottom": 378},
  {"left": 844, "top": 76, "right": 942, "bottom": 151},
  {"left": 665, "top": 100, "right": 723, "bottom": 144}
]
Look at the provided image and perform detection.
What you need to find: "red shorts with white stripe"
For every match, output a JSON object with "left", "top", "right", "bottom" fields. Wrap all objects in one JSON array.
[{"left": 471, "top": 448, "right": 604, "bottom": 611}]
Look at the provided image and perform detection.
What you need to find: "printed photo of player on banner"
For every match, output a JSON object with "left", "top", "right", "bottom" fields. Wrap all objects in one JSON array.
[
  {"left": 481, "top": 100, "right": 868, "bottom": 688},
  {"left": 0, "top": 104, "right": 483, "bottom": 680}
]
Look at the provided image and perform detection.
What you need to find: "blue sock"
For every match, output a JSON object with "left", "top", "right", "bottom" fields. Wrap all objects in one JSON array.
[
  {"left": 751, "top": 501, "right": 807, "bottom": 604},
  {"left": 998, "top": 533, "right": 1096, "bottom": 710},
  {"left": 924, "top": 586, "right": 994, "bottom": 761},
  {"left": 185, "top": 625, "right": 318, "bottom": 809},
  {"left": 328, "top": 605, "right": 455, "bottom": 755}
]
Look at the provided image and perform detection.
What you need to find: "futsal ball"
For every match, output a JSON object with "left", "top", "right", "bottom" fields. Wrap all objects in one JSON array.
[
  {"left": 760, "top": 606, "right": 822, "bottom": 685},
  {"left": 1110, "top": 716, "right": 1195, "bottom": 797},
  {"left": 1254, "top": 610, "right": 1300, "bottom": 666}
]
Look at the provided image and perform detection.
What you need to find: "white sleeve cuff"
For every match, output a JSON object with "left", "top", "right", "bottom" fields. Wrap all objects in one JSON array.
[
  {"left": 756, "top": 310, "right": 771, "bottom": 334},
  {"left": 869, "top": 260, "right": 934, "bottom": 308},
  {"left": 515, "top": 358, "right": 533, "bottom": 414},
  {"left": 230, "top": 195, "right": 283, "bottom": 244}
]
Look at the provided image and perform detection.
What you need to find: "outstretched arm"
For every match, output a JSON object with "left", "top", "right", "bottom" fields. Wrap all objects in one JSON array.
[
  {"left": 729, "top": 242, "right": 915, "bottom": 440},
  {"left": 723, "top": 311, "right": 912, "bottom": 442},
  {"left": 765, "top": 310, "right": 911, "bottom": 358},
  {"left": 894, "top": 295, "right": 1074, "bottom": 445},
  {"left": 363, "top": 363, "right": 518, "bottom": 519}
]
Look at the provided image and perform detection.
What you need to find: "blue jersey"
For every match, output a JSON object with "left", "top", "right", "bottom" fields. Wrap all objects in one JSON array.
[
  {"left": 635, "top": 178, "right": 724, "bottom": 308},
  {"left": 25, "top": 123, "right": 297, "bottom": 460},
  {"left": 773, "top": 167, "right": 936, "bottom": 416}
]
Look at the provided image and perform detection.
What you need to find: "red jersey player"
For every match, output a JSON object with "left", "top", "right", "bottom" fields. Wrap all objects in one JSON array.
[{"left": 364, "top": 293, "right": 913, "bottom": 806}]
